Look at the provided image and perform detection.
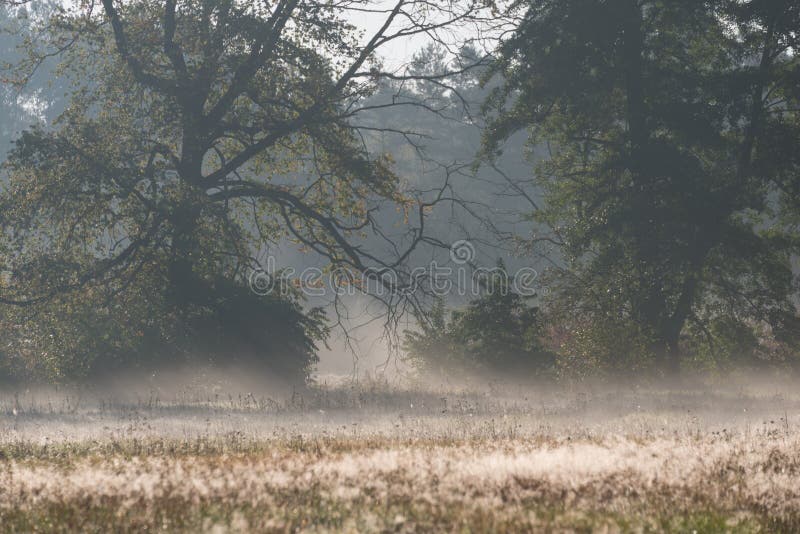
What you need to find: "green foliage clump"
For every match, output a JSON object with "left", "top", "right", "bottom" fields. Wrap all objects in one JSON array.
[
  {"left": 0, "top": 259, "right": 327, "bottom": 384},
  {"left": 404, "top": 264, "right": 554, "bottom": 378}
]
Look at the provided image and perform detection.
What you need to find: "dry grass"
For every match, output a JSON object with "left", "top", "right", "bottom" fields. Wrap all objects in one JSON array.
[{"left": 1, "top": 377, "right": 799, "bottom": 532}]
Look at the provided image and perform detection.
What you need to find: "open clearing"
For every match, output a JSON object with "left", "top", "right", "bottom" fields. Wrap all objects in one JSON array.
[{"left": 1, "top": 378, "right": 800, "bottom": 533}]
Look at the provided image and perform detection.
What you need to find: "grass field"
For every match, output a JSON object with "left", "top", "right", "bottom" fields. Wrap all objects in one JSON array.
[{"left": 1, "top": 377, "right": 799, "bottom": 532}]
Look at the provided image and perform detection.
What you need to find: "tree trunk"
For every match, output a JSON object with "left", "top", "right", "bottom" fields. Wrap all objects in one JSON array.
[
  {"left": 620, "top": 1, "right": 674, "bottom": 375},
  {"left": 167, "top": 199, "right": 204, "bottom": 310}
]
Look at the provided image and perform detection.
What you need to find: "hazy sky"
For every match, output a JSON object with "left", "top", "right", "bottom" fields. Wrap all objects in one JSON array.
[
  {"left": 346, "top": 0, "right": 490, "bottom": 69},
  {"left": 349, "top": 5, "right": 420, "bottom": 66}
]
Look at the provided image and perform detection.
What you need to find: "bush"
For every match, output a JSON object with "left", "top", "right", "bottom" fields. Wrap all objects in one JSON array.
[
  {"left": 404, "top": 264, "right": 554, "bottom": 379},
  {"left": 0, "top": 264, "right": 327, "bottom": 385}
]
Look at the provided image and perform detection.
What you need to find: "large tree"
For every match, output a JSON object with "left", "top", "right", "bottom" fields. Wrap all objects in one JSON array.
[
  {"left": 484, "top": 0, "right": 800, "bottom": 372},
  {"left": 0, "top": 0, "right": 485, "bottom": 380}
]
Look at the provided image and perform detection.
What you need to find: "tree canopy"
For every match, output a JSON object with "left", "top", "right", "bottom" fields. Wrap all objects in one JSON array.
[
  {"left": 0, "top": 0, "right": 487, "bottom": 381},
  {"left": 483, "top": 0, "right": 800, "bottom": 372}
]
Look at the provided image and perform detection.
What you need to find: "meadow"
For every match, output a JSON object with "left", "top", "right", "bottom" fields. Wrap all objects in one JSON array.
[{"left": 1, "top": 374, "right": 799, "bottom": 533}]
